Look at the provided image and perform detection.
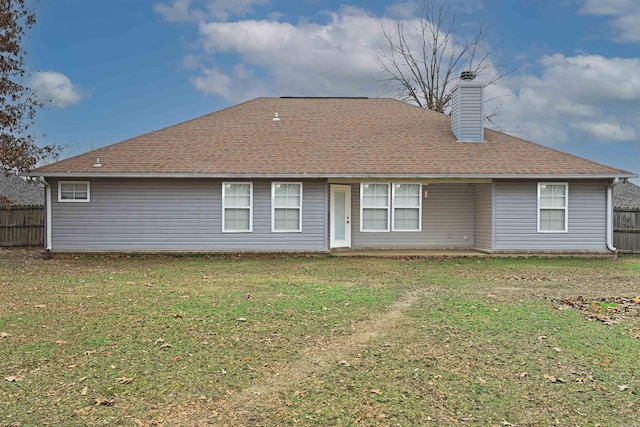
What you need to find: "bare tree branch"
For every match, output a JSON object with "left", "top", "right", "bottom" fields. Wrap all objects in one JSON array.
[{"left": 376, "top": 0, "right": 508, "bottom": 115}]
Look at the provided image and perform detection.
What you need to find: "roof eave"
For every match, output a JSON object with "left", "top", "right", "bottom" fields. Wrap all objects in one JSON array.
[{"left": 28, "top": 171, "right": 639, "bottom": 180}]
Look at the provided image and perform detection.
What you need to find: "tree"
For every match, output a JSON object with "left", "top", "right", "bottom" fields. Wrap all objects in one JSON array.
[
  {"left": 0, "top": 0, "right": 57, "bottom": 175},
  {"left": 377, "top": 0, "right": 503, "bottom": 114}
]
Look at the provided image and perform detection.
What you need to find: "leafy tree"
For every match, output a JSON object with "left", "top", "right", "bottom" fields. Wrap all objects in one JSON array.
[
  {"left": 377, "top": 0, "right": 505, "bottom": 115},
  {"left": 0, "top": 0, "right": 57, "bottom": 174}
]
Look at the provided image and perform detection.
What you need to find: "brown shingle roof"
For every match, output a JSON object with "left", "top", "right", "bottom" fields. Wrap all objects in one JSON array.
[
  {"left": 0, "top": 174, "right": 44, "bottom": 206},
  {"left": 32, "top": 97, "right": 634, "bottom": 178},
  {"left": 613, "top": 181, "right": 640, "bottom": 209}
]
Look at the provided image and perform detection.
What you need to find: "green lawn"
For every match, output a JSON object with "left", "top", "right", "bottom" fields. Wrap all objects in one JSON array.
[{"left": 1, "top": 253, "right": 639, "bottom": 426}]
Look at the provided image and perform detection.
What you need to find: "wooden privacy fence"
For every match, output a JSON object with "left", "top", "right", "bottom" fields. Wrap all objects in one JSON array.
[
  {"left": 614, "top": 209, "right": 640, "bottom": 254},
  {"left": 0, "top": 206, "right": 44, "bottom": 247}
]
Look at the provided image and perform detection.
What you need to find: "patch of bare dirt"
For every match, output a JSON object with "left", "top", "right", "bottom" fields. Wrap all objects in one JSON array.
[
  {"left": 153, "top": 288, "right": 430, "bottom": 426},
  {"left": 0, "top": 247, "right": 47, "bottom": 262}
]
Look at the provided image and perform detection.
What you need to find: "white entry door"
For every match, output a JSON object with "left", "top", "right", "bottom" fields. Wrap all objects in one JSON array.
[{"left": 330, "top": 185, "right": 351, "bottom": 248}]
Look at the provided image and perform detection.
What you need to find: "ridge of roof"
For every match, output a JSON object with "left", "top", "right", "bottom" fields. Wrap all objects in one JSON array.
[{"left": 279, "top": 96, "right": 369, "bottom": 99}]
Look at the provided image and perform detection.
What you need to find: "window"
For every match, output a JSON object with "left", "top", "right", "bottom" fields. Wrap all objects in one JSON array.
[
  {"left": 272, "top": 182, "right": 302, "bottom": 232},
  {"left": 392, "top": 183, "right": 422, "bottom": 231},
  {"left": 538, "top": 182, "right": 568, "bottom": 232},
  {"left": 222, "top": 182, "right": 252, "bottom": 232},
  {"left": 361, "top": 183, "right": 390, "bottom": 231},
  {"left": 58, "top": 181, "right": 90, "bottom": 202}
]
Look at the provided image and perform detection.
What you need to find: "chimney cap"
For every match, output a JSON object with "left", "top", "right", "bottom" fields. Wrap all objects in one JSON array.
[{"left": 460, "top": 71, "right": 476, "bottom": 81}]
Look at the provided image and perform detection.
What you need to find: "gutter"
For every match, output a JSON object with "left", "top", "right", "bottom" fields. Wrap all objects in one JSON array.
[
  {"left": 28, "top": 172, "right": 639, "bottom": 180},
  {"left": 39, "top": 177, "right": 52, "bottom": 251},
  {"left": 606, "top": 178, "right": 619, "bottom": 252}
]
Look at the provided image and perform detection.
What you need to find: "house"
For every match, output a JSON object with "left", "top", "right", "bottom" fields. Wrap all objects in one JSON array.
[
  {"left": 0, "top": 174, "right": 44, "bottom": 207},
  {"left": 613, "top": 180, "right": 640, "bottom": 210},
  {"left": 30, "top": 75, "right": 637, "bottom": 253}
]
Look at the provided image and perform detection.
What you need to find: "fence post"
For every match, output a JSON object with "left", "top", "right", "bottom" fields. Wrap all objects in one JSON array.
[{"left": 613, "top": 208, "right": 640, "bottom": 254}]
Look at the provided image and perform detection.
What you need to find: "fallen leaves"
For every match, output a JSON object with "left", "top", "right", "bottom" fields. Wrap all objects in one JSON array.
[
  {"left": 94, "top": 396, "right": 114, "bottom": 406},
  {"left": 74, "top": 405, "right": 93, "bottom": 415},
  {"left": 115, "top": 377, "right": 134, "bottom": 384},
  {"left": 0, "top": 331, "right": 10, "bottom": 338},
  {"left": 154, "top": 338, "right": 172, "bottom": 349},
  {"left": 544, "top": 374, "right": 565, "bottom": 383},
  {"left": 547, "top": 296, "right": 640, "bottom": 325},
  {"left": 5, "top": 375, "right": 24, "bottom": 382}
]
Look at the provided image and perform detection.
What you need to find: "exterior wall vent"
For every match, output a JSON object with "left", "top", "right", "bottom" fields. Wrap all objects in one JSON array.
[{"left": 451, "top": 71, "right": 485, "bottom": 143}]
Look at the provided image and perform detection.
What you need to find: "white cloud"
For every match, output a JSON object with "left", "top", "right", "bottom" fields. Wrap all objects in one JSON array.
[
  {"left": 154, "top": 0, "right": 268, "bottom": 22},
  {"left": 156, "top": 3, "right": 501, "bottom": 102},
  {"left": 489, "top": 54, "right": 640, "bottom": 145},
  {"left": 572, "top": 121, "right": 637, "bottom": 142},
  {"left": 579, "top": 0, "right": 640, "bottom": 42},
  {"left": 385, "top": 1, "right": 419, "bottom": 19},
  {"left": 204, "top": 0, "right": 269, "bottom": 21},
  {"left": 154, "top": 0, "right": 198, "bottom": 22},
  {"left": 30, "top": 71, "right": 83, "bottom": 108},
  {"left": 189, "top": 64, "right": 267, "bottom": 100},
  {"left": 157, "top": 2, "right": 640, "bottom": 152},
  {"left": 533, "top": 54, "right": 640, "bottom": 104},
  {"left": 191, "top": 7, "right": 394, "bottom": 98}
]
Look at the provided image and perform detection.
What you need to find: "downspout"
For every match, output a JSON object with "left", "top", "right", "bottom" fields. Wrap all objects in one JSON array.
[
  {"left": 40, "top": 177, "right": 52, "bottom": 251},
  {"left": 606, "top": 178, "right": 619, "bottom": 252}
]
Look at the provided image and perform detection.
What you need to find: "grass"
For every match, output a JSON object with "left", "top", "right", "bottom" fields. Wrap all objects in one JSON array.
[{"left": 0, "top": 253, "right": 639, "bottom": 426}]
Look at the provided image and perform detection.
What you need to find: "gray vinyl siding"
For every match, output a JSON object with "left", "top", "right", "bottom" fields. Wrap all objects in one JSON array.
[
  {"left": 474, "top": 183, "right": 493, "bottom": 250},
  {"left": 351, "top": 183, "right": 475, "bottom": 249},
  {"left": 50, "top": 178, "right": 327, "bottom": 251},
  {"left": 494, "top": 180, "right": 608, "bottom": 251}
]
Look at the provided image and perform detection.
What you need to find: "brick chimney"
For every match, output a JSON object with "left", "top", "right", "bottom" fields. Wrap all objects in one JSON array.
[{"left": 450, "top": 71, "right": 485, "bottom": 142}]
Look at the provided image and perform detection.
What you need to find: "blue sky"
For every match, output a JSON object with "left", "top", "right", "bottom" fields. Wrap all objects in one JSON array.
[{"left": 26, "top": 0, "right": 639, "bottom": 181}]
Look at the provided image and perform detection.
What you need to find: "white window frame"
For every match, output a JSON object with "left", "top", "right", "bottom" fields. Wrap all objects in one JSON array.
[
  {"left": 58, "top": 181, "right": 90, "bottom": 203},
  {"left": 222, "top": 182, "right": 253, "bottom": 233},
  {"left": 537, "top": 182, "right": 568, "bottom": 233},
  {"left": 392, "top": 183, "right": 422, "bottom": 232},
  {"left": 271, "top": 182, "right": 303, "bottom": 233},
  {"left": 360, "top": 183, "right": 391, "bottom": 232}
]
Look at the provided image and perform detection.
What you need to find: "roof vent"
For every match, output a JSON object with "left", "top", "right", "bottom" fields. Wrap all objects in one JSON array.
[
  {"left": 93, "top": 158, "right": 102, "bottom": 168},
  {"left": 460, "top": 71, "right": 476, "bottom": 81},
  {"left": 272, "top": 112, "right": 280, "bottom": 122}
]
